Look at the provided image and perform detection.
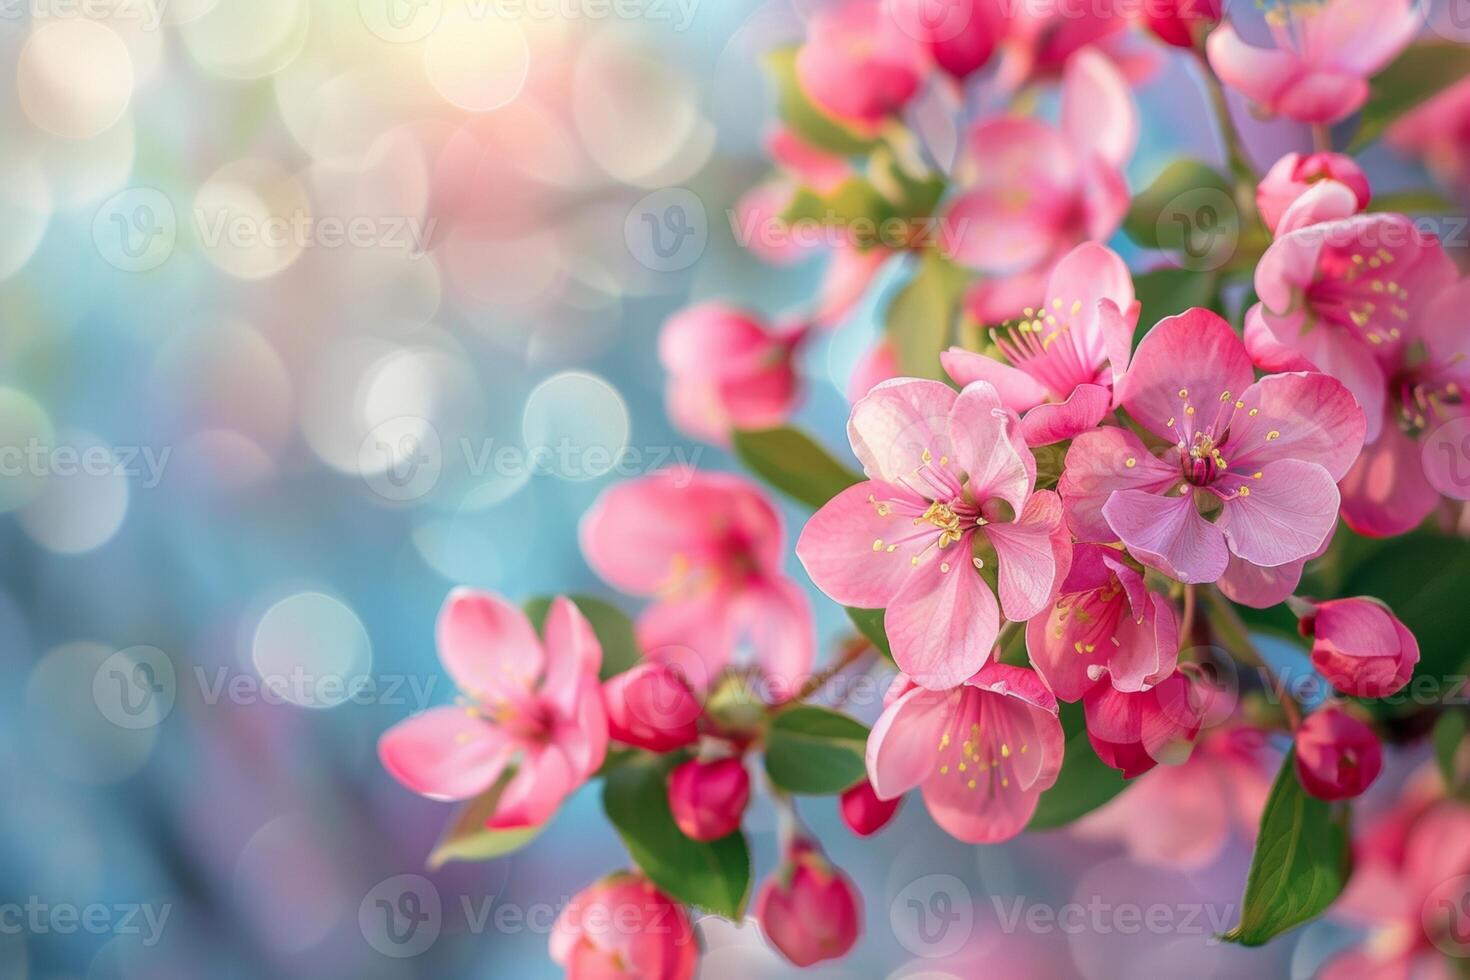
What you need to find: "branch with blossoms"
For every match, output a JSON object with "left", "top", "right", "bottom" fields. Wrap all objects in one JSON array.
[{"left": 379, "top": 1, "right": 1470, "bottom": 975}]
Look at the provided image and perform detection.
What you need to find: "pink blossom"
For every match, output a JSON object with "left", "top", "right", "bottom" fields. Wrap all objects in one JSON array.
[
  {"left": 797, "top": 379, "right": 1070, "bottom": 690},
  {"left": 847, "top": 337, "right": 900, "bottom": 404},
  {"left": 603, "top": 663, "right": 702, "bottom": 753},
  {"left": 1390, "top": 76, "right": 1470, "bottom": 193},
  {"left": 840, "top": 778, "right": 902, "bottom": 836},
  {"left": 659, "top": 303, "right": 806, "bottom": 447},
  {"left": 1026, "top": 543, "right": 1179, "bottom": 702},
  {"left": 796, "top": 0, "right": 924, "bottom": 128},
  {"left": 1206, "top": 0, "right": 1420, "bottom": 124},
  {"left": 551, "top": 872, "right": 697, "bottom": 980},
  {"left": 1322, "top": 797, "right": 1470, "bottom": 979},
  {"left": 942, "top": 242, "right": 1139, "bottom": 445},
  {"left": 1256, "top": 151, "right": 1371, "bottom": 234},
  {"left": 1076, "top": 727, "right": 1278, "bottom": 869},
  {"left": 1061, "top": 309, "right": 1365, "bottom": 600},
  {"left": 581, "top": 469, "right": 815, "bottom": 691},
  {"left": 667, "top": 756, "right": 750, "bottom": 841},
  {"left": 1247, "top": 192, "right": 1463, "bottom": 535},
  {"left": 942, "top": 48, "right": 1137, "bottom": 294},
  {"left": 888, "top": 0, "right": 1005, "bottom": 81},
  {"left": 1295, "top": 705, "right": 1383, "bottom": 801},
  {"left": 996, "top": 0, "right": 1134, "bottom": 85},
  {"left": 1302, "top": 597, "right": 1420, "bottom": 698},
  {"left": 1140, "top": 0, "right": 1222, "bottom": 49},
  {"left": 865, "top": 664, "right": 1065, "bottom": 843},
  {"left": 754, "top": 839, "right": 862, "bottom": 967},
  {"left": 1082, "top": 669, "right": 1207, "bottom": 778},
  {"left": 378, "top": 591, "right": 607, "bottom": 827}
]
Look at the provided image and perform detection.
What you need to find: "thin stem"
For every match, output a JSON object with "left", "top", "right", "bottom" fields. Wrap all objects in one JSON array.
[
  {"left": 1311, "top": 123, "right": 1333, "bottom": 154},
  {"left": 1190, "top": 47, "right": 1259, "bottom": 187},
  {"left": 788, "top": 636, "right": 873, "bottom": 704},
  {"left": 1202, "top": 586, "right": 1302, "bottom": 730},
  {"left": 1180, "top": 585, "right": 1198, "bottom": 644}
]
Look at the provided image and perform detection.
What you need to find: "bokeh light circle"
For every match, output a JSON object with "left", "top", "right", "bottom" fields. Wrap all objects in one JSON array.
[
  {"left": 251, "top": 592, "right": 373, "bottom": 709},
  {"left": 423, "top": 9, "right": 529, "bottom": 112},
  {"left": 17, "top": 20, "right": 135, "bottom": 140},
  {"left": 521, "top": 371, "right": 630, "bottom": 481},
  {"left": 16, "top": 429, "right": 130, "bottom": 555}
]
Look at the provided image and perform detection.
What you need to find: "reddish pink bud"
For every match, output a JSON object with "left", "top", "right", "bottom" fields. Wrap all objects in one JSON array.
[
  {"left": 1083, "top": 670, "right": 1205, "bottom": 778},
  {"left": 1142, "top": 0, "right": 1222, "bottom": 49},
  {"left": 668, "top": 757, "right": 750, "bottom": 842},
  {"left": 1295, "top": 707, "right": 1383, "bottom": 801},
  {"left": 796, "top": 0, "right": 924, "bottom": 126},
  {"left": 1256, "top": 152, "right": 1372, "bottom": 232},
  {"left": 840, "top": 779, "right": 901, "bottom": 836},
  {"left": 755, "top": 841, "right": 862, "bottom": 967},
  {"left": 888, "top": 0, "right": 1004, "bottom": 81},
  {"left": 1305, "top": 598, "right": 1419, "bottom": 699},
  {"left": 551, "top": 873, "right": 696, "bottom": 980},
  {"left": 604, "top": 663, "right": 702, "bottom": 753}
]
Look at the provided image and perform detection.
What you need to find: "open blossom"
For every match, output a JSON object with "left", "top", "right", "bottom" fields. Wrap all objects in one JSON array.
[
  {"left": 942, "top": 242, "right": 1139, "bottom": 446},
  {"left": 1206, "top": 0, "right": 1420, "bottom": 124},
  {"left": 1302, "top": 597, "right": 1420, "bottom": 698},
  {"left": 1295, "top": 706, "right": 1383, "bottom": 801},
  {"left": 942, "top": 47, "right": 1137, "bottom": 322},
  {"left": 582, "top": 469, "right": 814, "bottom": 691},
  {"left": 1256, "top": 151, "right": 1371, "bottom": 234},
  {"left": 1083, "top": 669, "right": 1208, "bottom": 778},
  {"left": 379, "top": 591, "right": 607, "bottom": 826},
  {"left": 1026, "top": 543, "right": 1179, "bottom": 702},
  {"left": 659, "top": 303, "right": 806, "bottom": 446},
  {"left": 797, "top": 378, "right": 1070, "bottom": 690},
  {"left": 796, "top": 0, "right": 923, "bottom": 128},
  {"left": 1061, "top": 309, "right": 1366, "bottom": 606},
  {"left": 754, "top": 839, "right": 862, "bottom": 967},
  {"left": 866, "top": 664, "right": 1064, "bottom": 843},
  {"left": 1076, "top": 726, "right": 1278, "bottom": 869},
  {"left": 1246, "top": 186, "right": 1463, "bottom": 535},
  {"left": 551, "top": 873, "right": 696, "bottom": 980}
]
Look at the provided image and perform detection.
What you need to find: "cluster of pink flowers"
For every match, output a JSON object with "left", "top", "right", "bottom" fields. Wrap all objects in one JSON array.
[{"left": 377, "top": 1, "right": 1470, "bottom": 976}]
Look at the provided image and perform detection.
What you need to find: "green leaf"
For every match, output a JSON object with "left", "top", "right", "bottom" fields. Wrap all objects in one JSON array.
[
  {"left": 1124, "top": 160, "right": 1237, "bottom": 259},
  {"left": 887, "top": 249, "right": 970, "bottom": 380},
  {"left": 1435, "top": 711, "right": 1467, "bottom": 790},
  {"left": 732, "top": 426, "right": 860, "bottom": 510},
  {"left": 1223, "top": 749, "right": 1350, "bottom": 947},
  {"left": 1132, "top": 267, "right": 1220, "bottom": 344},
  {"left": 525, "top": 595, "right": 640, "bottom": 680},
  {"left": 1352, "top": 43, "right": 1470, "bottom": 152},
  {"left": 427, "top": 773, "right": 542, "bottom": 870},
  {"left": 1369, "top": 190, "right": 1457, "bottom": 215},
  {"left": 1028, "top": 701, "right": 1129, "bottom": 830},
  {"left": 781, "top": 178, "right": 899, "bottom": 244},
  {"left": 764, "top": 705, "right": 870, "bottom": 795},
  {"left": 845, "top": 607, "right": 893, "bottom": 662},
  {"left": 764, "top": 47, "right": 878, "bottom": 157},
  {"left": 603, "top": 756, "right": 752, "bottom": 918}
]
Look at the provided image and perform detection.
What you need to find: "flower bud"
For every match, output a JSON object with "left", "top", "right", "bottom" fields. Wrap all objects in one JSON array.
[
  {"left": 755, "top": 841, "right": 861, "bottom": 967},
  {"left": 551, "top": 872, "right": 696, "bottom": 980},
  {"left": 604, "top": 663, "right": 702, "bottom": 753},
  {"left": 888, "top": 0, "right": 1003, "bottom": 81},
  {"left": 1295, "top": 706, "right": 1383, "bottom": 801},
  {"left": 1303, "top": 598, "right": 1419, "bottom": 699},
  {"left": 668, "top": 757, "right": 750, "bottom": 841},
  {"left": 1083, "top": 670, "right": 1205, "bottom": 778},
  {"left": 1142, "top": 0, "right": 1223, "bottom": 49},
  {"left": 1257, "top": 152, "right": 1371, "bottom": 233},
  {"left": 840, "top": 779, "right": 901, "bottom": 836}
]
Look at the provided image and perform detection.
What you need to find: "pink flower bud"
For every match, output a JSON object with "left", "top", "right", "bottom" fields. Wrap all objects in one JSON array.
[
  {"left": 1083, "top": 670, "right": 1205, "bottom": 778},
  {"left": 1295, "top": 707, "right": 1383, "bottom": 801},
  {"left": 551, "top": 873, "right": 696, "bottom": 980},
  {"left": 1256, "top": 152, "right": 1371, "bottom": 233},
  {"left": 1142, "top": 0, "right": 1222, "bottom": 49},
  {"left": 840, "top": 779, "right": 902, "bottom": 836},
  {"left": 755, "top": 841, "right": 862, "bottom": 967},
  {"left": 1304, "top": 598, "right": 1419, "bottom": 699},
  {"left": 888, "top": 0, "right": 1004, "bottom": 81},
  {"left": 604, "top": 663, "right": 702, "bottom": 753},
  {"left": 668, "top": 757, "right": 750, "bottom": 842},
  {"left": 796, "top": 0, "right": 924, "bottom": 126}
]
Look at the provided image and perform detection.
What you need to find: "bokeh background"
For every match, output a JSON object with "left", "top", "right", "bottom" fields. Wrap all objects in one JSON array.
[{"left": 0, "top": 0, "right": 1450, "bottom": 976}]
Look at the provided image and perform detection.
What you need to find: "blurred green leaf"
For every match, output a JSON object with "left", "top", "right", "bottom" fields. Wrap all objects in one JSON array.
[
  {"left": 1132, "top": 267, "right": 1220, "bottom": 342},
  {"left": 887, "top": 249, "right": 969, "bottom": 380},
  {"left": 603, "top": 756, "right": 752, "bottom": 918},
  {"left": 525, "top": 595, "right": 640, "bottom": 680},
  {"left": 764, "top": 47, "right": 877, "bottom": 157},
  {"left": 764, "top": 706, "right": 870, "bottom": 795},
  {"left": 732, "top": 426, "right": 860, "bottom": 510},
  {"left": 1028, "top": 701, "right": 1129, "bottom": 830},
  {"left": 1124, "top": 160, "right": 1237, "bottom": 255},
  {"left": 1223, "top": 749, "right": 1350, "bottom": 946},
  {"left": 1369, "top": 190, "right": 1457, "bottom": 215},
  {"left": 1352, "top": 43, "right": 1470, "bottom": 151},
  {"left": 428, "top": 771, "right": 542, "bottom": 870},
  {"left": 1435, "top": 711, "right": 1467, "bottom": 790},
  {"left": 846, "top": 607, "right": 893, "bottom": 662}
]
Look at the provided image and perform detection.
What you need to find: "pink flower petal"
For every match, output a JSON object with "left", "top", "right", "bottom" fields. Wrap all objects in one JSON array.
[
  {"left": 437, "top": 588, "right": 545, "bottom": 704},
  {"left": 539, "top": 597, "right": 603, "bottom": 715},
  {"left": 1206, "top": 24, "right": 1305, "bottom": 116},
  {"left": 728, "top": 576, "right": 816, "bottom": 692},
  {"left": 950, "top": 381, "right": 1035, "bottom": 515},
  {"left": 1228, "top": 372, "right": 1366, "bottom": 481},
  {"left": 378, "top": 707, "right": 514, "bottom": 802},
  {"left": 1062, "top": 46, "right": 1138, "bottom": 170},
  {"left": 986, "top": 490, "right": 1067, "bottom": 623},
  {"left": 1020, "top": 383, "right": 1112, "bottom": 446},
  {"left": 1217, "top": 552, "right": 1309, "bottom": 609},
  {"left": 1060, "top": 427, "right": 1178, "bottom": 541},
  {"left": 941, "top": 348, "right": 1049, "bottom": 411},
  {"left": 848, "top": 378, "right": 959, "bottom": 485},
  {"left": 942, "top": 184, "right": 1069, "bottom": 274},
  {"left": 1339, "top": 419, "right": 1441, "bottom": 537},
  {"left": 866, "top": 684, "right": 955, "bottom": 799},
  {"left": 1118, "top": 309, "right": 1256, "bottom": 444},
  {"left": 1103, "top": 488, "right": 1230, "bottom": 584},
  {"left": 797, "top": 480, "right": 929, "bottom": 609},
  {"left": 885, "top": 552, "right": 1000, "bottom": 691},
  {"left": 490, "top": 743, "right": 577, "bottom": 829},
  {"left": 1218, "top": 459, "right": 1340, "bottom": 568}
]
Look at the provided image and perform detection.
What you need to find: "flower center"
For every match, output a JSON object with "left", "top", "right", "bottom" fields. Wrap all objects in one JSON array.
[
  {"left": 1184, "top": 432, "right": 1228, "bottom": 485},
  {"left": 919, "top": 501, "right": 966, "bottom": 548}
]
